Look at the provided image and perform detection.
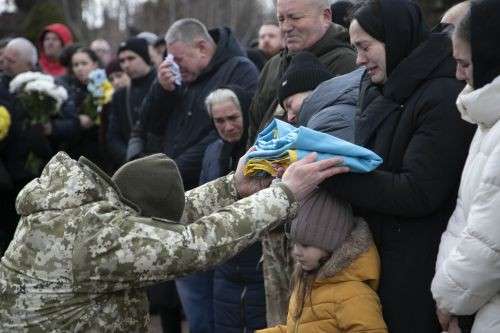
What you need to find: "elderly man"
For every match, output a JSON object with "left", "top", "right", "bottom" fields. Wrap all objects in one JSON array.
[
  {"left": 0, "top": 148, "right": 348, "bottom": 331},
  {"left": 128, "top": 18, "right": 259, "bottom": 190},
  {"left": 1, "top": 38, "right": 38, "bottom": 83},
  {"left": 248, "top": 0, "right": 356, "bottom": 144},
  {"left": 246, "top": 0, "right": 356, "bottom": 324}
]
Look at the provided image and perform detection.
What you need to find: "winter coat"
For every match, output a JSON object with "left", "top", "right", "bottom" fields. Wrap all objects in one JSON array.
[
  {"left": 107, "top": 69, "right": 155, "bottom": 167},
  {"left": 432, "top": 76, "right": 500, "bottom": 333},
  {"left": 200, "top": 140, "right": 267, "bottom": 332},
  {"left": 58, "top": 76, "right": 108, "bottom": 170},
  {"left": 298, "top": 67, "right": 364, "bottom": 142},
  {"left": 323, "top": 28, "right": 476, "bottom": 333},
  {"left": 257, "top": 220, "right": 387, "bottom": 333},
  {"left": 38, "top": 24, "right": 74, "bottom": 77},
  {"left": 259, "top": 66, "right": 360, "bottom": 327},
  {"left": 198, "top": 85, "right": 266, "bottom": 332},
  {"left": 129, "top": 27, "right": 259, "bottom": 190},
  {"left": 248, "top": 23, "right": 357, "bottom": 144},
  {"left": 0, "top": 151, "right": 298, "bottom": 332}
]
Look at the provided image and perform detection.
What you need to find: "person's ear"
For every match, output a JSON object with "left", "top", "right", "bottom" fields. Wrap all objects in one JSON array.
[
  {"left": 196, "top": 39, "right": 210, "bottom": 56},
  {"left": 323, "top": 7, "right": 332, "bottom": 22}
]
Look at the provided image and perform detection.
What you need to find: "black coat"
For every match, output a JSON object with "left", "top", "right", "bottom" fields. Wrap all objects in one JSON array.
[
  {"left": 323, "top": 29, "right": 476, "bottom": 333},
  {"left": 107, "top": 69, "right": 156, "bottom": 167},
  {"left": 134, "top": 27, "right": 259, "bottom": 190}
]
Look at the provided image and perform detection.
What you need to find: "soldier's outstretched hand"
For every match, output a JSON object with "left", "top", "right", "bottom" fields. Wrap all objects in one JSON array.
[
  {"left": 282, "top": 153, "right": 349, "bottom": 201},
  {"left": 234, "top": 147, "right": 273, "bottom": 198}
]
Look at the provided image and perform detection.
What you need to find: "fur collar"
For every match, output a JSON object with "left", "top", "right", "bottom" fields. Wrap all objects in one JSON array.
[{"left": 317, "top": 218, "right": 372, "bottom": 280}]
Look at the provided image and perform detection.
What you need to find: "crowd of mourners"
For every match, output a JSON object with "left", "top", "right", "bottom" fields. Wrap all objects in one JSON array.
[{"left": 0, "top": 0, "right": 499, "bottom": 332}]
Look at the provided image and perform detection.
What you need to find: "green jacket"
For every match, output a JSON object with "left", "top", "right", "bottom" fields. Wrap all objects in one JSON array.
[
  {"left": 248, "top": 23, "right": 357, "bottom": 144},
  {"left": 0, "top": 152, "right": 297, "bottom": 332}
]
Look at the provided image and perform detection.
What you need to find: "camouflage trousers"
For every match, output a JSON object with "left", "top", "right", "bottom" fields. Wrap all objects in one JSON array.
[{"left": 261, "top": 229, "right": 295, "bottom": 327}]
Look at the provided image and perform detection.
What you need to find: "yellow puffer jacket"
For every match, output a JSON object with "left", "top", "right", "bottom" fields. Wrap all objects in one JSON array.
[{"left": 257, "top": 220, "right": 387, "bottom": 333}]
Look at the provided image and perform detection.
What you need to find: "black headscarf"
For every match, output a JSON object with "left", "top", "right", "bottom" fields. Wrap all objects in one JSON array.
[
  {"left": 211, "top": 85, "right": 253, "bottom": 173},
  {"left": 354, "top": 0, "right": 429, "bottom": 77},
  {"left": 470, "top": 0, "right": 500, "bottom": 89}
]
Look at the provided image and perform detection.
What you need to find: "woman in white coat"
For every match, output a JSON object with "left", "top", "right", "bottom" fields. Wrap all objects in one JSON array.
[{"left": 432, "top": 0, "right": 500, "bottom": 332}]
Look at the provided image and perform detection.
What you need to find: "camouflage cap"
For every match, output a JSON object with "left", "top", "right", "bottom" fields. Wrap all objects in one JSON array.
[{"left": 112, "top": 154, "right": 185, "bottom": 221}]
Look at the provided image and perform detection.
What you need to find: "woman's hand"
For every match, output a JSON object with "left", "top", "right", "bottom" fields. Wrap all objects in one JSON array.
[{"left": 79, "top": 115, "right": 94, "bottom": 129}]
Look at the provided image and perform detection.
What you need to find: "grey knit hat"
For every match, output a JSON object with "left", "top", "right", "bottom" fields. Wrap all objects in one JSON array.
[
  {"left": 112, "top": 154, "right": 185, "bottom": 221},
  {"left": 290, "top": 190, "right": 355, "bottom": 252}
]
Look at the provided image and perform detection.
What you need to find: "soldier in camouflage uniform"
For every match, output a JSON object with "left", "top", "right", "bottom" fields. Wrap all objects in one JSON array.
[{"left": 0, "top": 151, "right": 347, "bottom": 332}]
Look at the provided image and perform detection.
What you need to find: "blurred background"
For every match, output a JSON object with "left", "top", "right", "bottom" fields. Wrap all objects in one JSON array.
[{"left": 0, "top": 0, "right": 467, "bottom": 50}]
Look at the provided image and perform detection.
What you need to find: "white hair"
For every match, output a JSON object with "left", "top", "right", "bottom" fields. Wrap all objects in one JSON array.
[
  {"left": 205, "top": 88, "right": 241, "bottom": 116},
  {"left": 165, "top": 18, "right": 214, "bottom": 45},
  {"left": 6, "top": 37, "right": 38, "bottom": 67}
]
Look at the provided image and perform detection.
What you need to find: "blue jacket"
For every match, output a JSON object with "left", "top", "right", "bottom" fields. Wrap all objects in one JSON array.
[{"left": 298, "top": 67, "right": 364, "bottom": 142}]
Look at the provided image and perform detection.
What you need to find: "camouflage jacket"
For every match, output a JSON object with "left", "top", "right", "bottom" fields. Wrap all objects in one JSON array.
[{"left": 0, "top": 152, "right": 297, "bottom": 332}]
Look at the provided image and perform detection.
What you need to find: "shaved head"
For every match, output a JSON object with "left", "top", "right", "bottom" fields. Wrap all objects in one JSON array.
[{"left": 441, "top": 1, "right": 470, "bottom": 26}]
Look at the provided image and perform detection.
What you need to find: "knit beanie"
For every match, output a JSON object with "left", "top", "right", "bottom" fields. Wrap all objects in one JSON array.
[
  {"left": 290, "top": 190, "right": 354, "bottom": 252},
  {"left": 118, "top": 37, "right": 151, "bottom": 65},
  {"left": 112, "top": 154, "right": 185, "bottom": 221},
  {"left": 278, "top": 52, "right": 334, "bottom": 108},
  {"left": 105, "top": 58, "right": 123, "bottom": 77}
]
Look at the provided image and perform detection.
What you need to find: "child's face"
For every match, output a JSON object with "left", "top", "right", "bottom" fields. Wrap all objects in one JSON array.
[{"left": 292, "top": 243, "right": 329, "bottom": 271}]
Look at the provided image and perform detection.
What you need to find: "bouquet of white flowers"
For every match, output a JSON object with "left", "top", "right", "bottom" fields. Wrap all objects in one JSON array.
[
  {"left": 9, "top": 72, "right": 68, "bottom": 174},
  {"left": 9, "top": 71, "right": 68, "bottom": 126},
  {"left": 81, "top": 69, "right": 113, "bottom": 125}
]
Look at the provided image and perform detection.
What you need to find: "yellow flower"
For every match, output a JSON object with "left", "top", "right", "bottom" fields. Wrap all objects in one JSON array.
[
  {"left": 102, "top": 80, "right": 114, "bottom": 105},
  {"left": 0, "top": 105, "right": 11, "bottom": 141}
]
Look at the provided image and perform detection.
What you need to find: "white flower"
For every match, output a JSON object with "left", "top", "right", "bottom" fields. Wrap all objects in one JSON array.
[
  {"left": 24, "top": 79, "right": 68, "bottom": 110},
  {"left": 9, "top": 71, "right": 54, "bottom": 93}
]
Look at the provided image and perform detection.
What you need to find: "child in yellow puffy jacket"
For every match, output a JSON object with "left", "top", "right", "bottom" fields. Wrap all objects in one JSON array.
[{"left": 257, "top": 190, "right": 387, "bottom": 333}]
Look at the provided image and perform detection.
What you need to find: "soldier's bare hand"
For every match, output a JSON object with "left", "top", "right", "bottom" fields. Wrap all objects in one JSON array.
[
  {"left": 282, "top": 153, "right": 349, "bottom": 201},
  {"left": 234, "top": 147, "right": 272, "bottom": 198},
  {"left": 158, "top": 61, "right": 176, "bottom": 92}
]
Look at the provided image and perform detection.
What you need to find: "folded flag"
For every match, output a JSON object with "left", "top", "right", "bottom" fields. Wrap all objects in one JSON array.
[{"left": 244, "top": 119, "right": 383, "bottom": 176}]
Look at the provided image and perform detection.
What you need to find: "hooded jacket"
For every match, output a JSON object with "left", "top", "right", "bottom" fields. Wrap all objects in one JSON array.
[
  {"left": 198, "top": 85, "right": 267, "bottom": 332},
  {"left": 107, "top": 69, "right": 156, "bottom": 168},
  {"left": 257, "top": 220, "right": 387, "bottom": 333},
  {"left": 432, "top": 76, "right": 500, "bottom": 333},
  {"left": 38, "top": 23, "right": 74, "bottom": 77},
  {"left": 248, "top": 23, "right": 356, "bottom": 144},
  {"left": 298, "top": 67, "right": 364, "bottom": 142},
  {"left": 129, "top": 27, "right": 259, "bottom": 190},
  {"left": 323, "top": 6, "right": 476, "bottom": 332},
  {"left": 0, "top": 152, "right": 298, "bottom": 332}
]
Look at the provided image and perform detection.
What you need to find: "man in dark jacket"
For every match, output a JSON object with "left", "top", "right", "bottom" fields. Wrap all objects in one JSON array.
[
  {"left": 248, "top": 0, "right": 357, "bottom": 145},
  {"left": 323, "top": 1, "right": 476, "bottom": 332},
  {"left": 107, "top": 37, "right": 155, "bottom": 170},
  {"left": 128, "top": 18, "right": 259, "bottom": 190}
]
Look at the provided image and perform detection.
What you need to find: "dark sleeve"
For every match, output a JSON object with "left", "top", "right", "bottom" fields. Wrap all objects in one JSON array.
[
  {"left": 50, "top": 99, "right": 79, "bottom": 142},
  {"left": 248, "top": 58, "right": 277, "bottom": 145},
  {"left": 174, "top": 130, "right": 219, "bottom": 189},
  {"left": 325, "top": 47, "right": 357, "bottom": 76},
  {"left": 323, "top": 82, "right": 475, "bottom": 218},
  {"left": 224, "top": 58, "right": 259, "bottom": 92},
  {"left": 106, "top": 91, "right": 127, "bottom": 165},
  {"left": 138, "top": 80, "right": 178, "bottom": 138}
]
